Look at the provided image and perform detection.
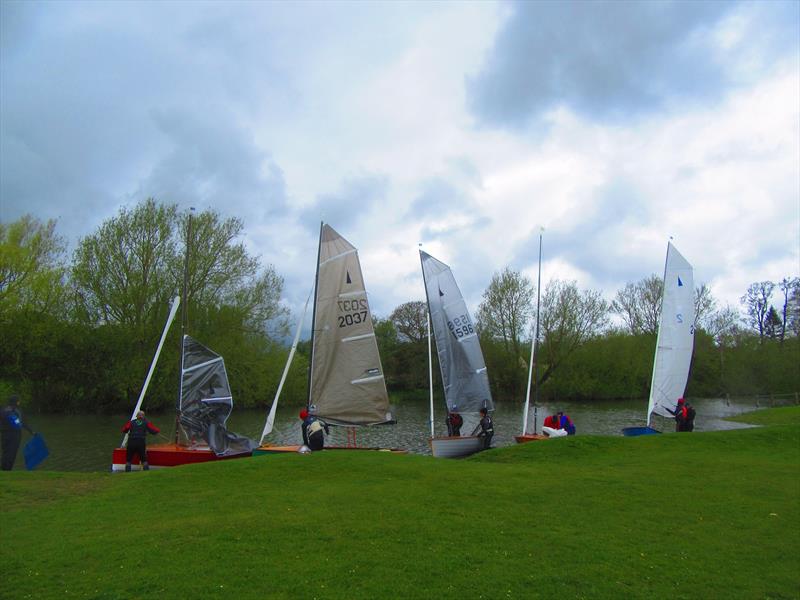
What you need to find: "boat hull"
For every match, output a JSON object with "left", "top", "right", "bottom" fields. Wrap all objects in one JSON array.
[
  {"left": 430, "top": 436, "right": 483, "bottom": 458},
  {"left": 622, "top": 426, "right": 661, "bottom": 437},
  {"left": 253, "top": 444, "right": 407, "bottom": 456},
  {"left": 514, "top": 434, "right": 550, "bottom": 444},
  {"left": 111, "top": 443, "right": 252, "bottom": 471}
]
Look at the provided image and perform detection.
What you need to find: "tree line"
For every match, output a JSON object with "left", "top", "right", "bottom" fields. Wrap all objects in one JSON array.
[{"left": 1, "top": 199, "right": 798, "bottom": 413}]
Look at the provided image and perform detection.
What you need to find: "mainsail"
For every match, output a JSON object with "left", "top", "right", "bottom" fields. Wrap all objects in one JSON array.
[
  {"left": 308, "top": 223, "right": 392, "bottom": 425},
  {"left": 646, "top": 242, "right": 695, "bottom": 425},
  {"left": 420, "top": 250, "right": 493, "bottom": 414},
  {"left": 179, "top": 335, "right": 256, "bottom": 456}
]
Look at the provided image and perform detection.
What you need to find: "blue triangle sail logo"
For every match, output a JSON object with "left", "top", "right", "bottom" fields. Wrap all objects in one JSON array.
[
  {"left": 438, "top": 286, "right": 444, "bottom": 297},
  {"left": 346, "top": 271, "right": 352, "bottom": 284},
  {"left": 677, "top": 276, "right": 683, "bottom": 287}
]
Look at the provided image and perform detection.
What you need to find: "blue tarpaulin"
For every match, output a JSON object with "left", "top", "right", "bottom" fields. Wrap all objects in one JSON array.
[{"left": 24, "top": 433, "right": 49, "bottom": 470}]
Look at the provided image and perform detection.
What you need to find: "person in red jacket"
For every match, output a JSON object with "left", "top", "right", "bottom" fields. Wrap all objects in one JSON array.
[
  {"left": 121, "top": 410, "right": 160, "bottom": 471},
  {"left": 667, "top": 398, "right": 689, "bottom": 432},
  {"left": 543, "top": 414, "right": 560, "bottom": 429}
]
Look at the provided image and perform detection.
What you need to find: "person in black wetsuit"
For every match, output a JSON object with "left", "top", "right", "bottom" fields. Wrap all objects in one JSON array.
[
  {"left": 121, "top": 411, "right": 160, "bottom": 471},
  {"left": 472, "top": 407, "right": 494, "bottom": 450},
  {"left": 300, "top": 409, "right": 329, "bottom": 451},
  {"left": 446, "top": 406, "right": 463, "bottom": 436},
  {"left": 1, "top": 395, "right": 35, "bottom": 471}
]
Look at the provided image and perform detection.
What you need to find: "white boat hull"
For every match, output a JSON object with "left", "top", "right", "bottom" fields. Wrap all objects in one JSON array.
[{"left": 430, "top": 436, "right": 483, "bottom": 458}]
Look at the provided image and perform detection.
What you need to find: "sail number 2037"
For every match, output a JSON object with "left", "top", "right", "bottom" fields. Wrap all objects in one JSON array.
[
  {"left": 338, "top": 299, "right": 369, "bottom": 328},
  {"left": 447, "top": 314, "right": 474, "bottom": 339}
]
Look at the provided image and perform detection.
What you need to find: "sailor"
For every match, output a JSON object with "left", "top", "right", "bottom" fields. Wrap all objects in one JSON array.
[
  {"left": 121, "top": 410, "right": 160, "bottom": 471},
  {"left": 667, "top": 398, "right": 689, "bottom": 432},
  {"left": 446, "top": 406, "right": 463, "bottom": 437},
  {"left": 543, "top": 414, "right": 560, "bottom": 430},
  {"left": 300, "top": 409, "right": 329, "bottom": 451},
  {"left": 1, "top": 394, "right": 35, "bottom": 471},
  {"left": 472, "top": 407, "right": 494, "bottom": 450},
  {"left": 558, "top": 412, "right": 576, "bottom": 435}
]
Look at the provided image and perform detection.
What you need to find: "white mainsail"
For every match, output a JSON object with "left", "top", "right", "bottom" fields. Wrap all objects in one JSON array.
[
  {"left": 308, "top": 223, "right": 392, "bottom": 425},
  {"left": 646, "top": 242, "right": 695, "bottom": 425},
  {"left": 420, "top": 250, "right": 493, "bottom": 415}
]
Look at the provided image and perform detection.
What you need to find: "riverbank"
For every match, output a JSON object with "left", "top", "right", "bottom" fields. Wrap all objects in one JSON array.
[{"left": 1, "top": 407, "right": 798, "bottom": 599}]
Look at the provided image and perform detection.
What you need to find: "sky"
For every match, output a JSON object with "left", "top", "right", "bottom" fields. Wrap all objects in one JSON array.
[{"left": 1, "top": 0, "right": 799, "bottom": 325}]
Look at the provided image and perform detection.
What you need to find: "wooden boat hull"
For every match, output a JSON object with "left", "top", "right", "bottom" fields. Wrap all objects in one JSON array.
[
  {"left": 430, "top": 436, "right": 483, "bottom": 458},
  {"left": 514, "top": 434, "right": 550, "bottom": 444},
  {"left": 622, "top": 426, "right": 661, "bottom": 437},
  {"left": 253, "top": 444, "right": 407, "bottom": 456},
  {"left": 111, "top": 443, "right": 252, "bottom": 471}
]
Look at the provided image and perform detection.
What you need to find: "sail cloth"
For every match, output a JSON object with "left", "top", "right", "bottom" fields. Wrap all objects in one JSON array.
[
  {"left": 308, "top": 224, "right": 393, "bottom": 425},
  {"left": 647, "top": 242, "right": 695, "bottom": 424},
  {"left": 420, "top": 251, "right": 494, "bottom": 414},
  {"left": 179, "top": 335, "right": 256, "bottom": 456}
]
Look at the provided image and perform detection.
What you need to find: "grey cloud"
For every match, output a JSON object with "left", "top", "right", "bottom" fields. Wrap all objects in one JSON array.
[
  {"left": 466, "top": 1, "right": 795, "bottom": 128},
  {"left": 299, "top": 174, "right": 390, "bottom": 235}
]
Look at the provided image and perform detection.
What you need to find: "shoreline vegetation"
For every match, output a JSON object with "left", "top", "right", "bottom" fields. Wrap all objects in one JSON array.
[
  {"left": 2, "top": 207, "right": 799, "bottom": 415},
  {"left": 2, "top": 406, "right": 798, "bottom": 599}
]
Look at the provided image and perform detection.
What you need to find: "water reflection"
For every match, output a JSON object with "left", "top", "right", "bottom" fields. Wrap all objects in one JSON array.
[{"left": 11, "top": 396, "right": 786, "bottom": 472}]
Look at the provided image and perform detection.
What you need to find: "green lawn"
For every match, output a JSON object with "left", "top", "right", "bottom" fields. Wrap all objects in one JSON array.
[{"left": 2, "top": 407, "right": 798, "bottom": 599}]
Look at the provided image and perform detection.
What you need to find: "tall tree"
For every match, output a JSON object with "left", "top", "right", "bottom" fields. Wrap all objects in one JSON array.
[
  {"left": 763, "top": 306, "right": 782, "bottom": 340},
  {"left": 0, "top": 215, "right": 67, "bottom": 316},
  {"left": 72, "top": 198, "right": 177, "bottom": 330},
  {"left": 389, "top": 300, "right": 427, "bottom": 343},
  {"left": 611, "top": 274, "right": 662, "bottom": 335},
  {"left": 476, "top": 267, "right": 534, "bottom": 357},
  {"left": 777, "top": 277, "right": 800, "bottom": 341},
  {"left": 539, "top": 280, "right": 609, "bottom": 386},
  {"left": 740, "top": 281, "right": 775, "bottom": 341},
  {"left": 694, "top": 283, "right": 717, "bottom": 331}
]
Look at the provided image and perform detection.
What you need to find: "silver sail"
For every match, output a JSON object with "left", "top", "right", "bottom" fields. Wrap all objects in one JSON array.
[
  {"left": 179, "top": 335, "right": 255, "bottom": 455},
  {"left": 308, "top": 224, "right": 392, "bottom": 425},
  {"left": 420, "top": 250, "right": 494, "bottom": 414}
]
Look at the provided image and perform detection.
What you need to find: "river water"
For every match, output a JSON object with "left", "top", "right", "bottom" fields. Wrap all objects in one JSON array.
[{"left": 6, "top": 395, "right": 786, "bottom": 472}]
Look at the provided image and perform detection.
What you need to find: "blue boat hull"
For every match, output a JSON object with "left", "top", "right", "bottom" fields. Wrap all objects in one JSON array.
[{"left": 622, "top": 426, "right": 661, "bottom": 437}]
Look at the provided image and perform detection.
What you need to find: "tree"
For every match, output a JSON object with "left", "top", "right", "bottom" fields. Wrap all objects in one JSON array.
[
  {"left": 763, "top": 306, "right": 782, "bottom": 340},
  {"left": 703, "top": 304, "right": 743, "bottom": 347},
  {"left": 694, "top": 283, "right": 717, "bottom": 331},
  {"left": 0, "top": 215, "right": 67, "bottom": 316},
  {"left": 538, "top": 280, "right": 609, "bottom": 387},
  {"left": 778, "top": 277, "right": 800, "bottom": 341},
  {"left": 72, "top": 199, "right": 177, "bottom": 331},
  {"left": 389, "top": 301, "right": 427, "bottom": 343},
  {"left": 611, "top": 275, "right": 662, "bottom": 335},
  {"left": 740, "top": 281, "right": 775, "bottom": 341},
  {"left": 476, "top": 267, "right": 534, "bottom": 357}
]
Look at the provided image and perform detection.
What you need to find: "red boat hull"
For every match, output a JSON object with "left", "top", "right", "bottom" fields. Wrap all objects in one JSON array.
[
  {"left": 111, "top": 443, "right": 251, "bottom": 471},
  {"left": 514, "top": 434, "right": 550, "bottom": 444}
]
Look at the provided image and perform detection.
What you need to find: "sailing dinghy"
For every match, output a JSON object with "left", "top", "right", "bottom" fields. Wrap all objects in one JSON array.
[
  {"left": 112, "top": 331, "right": 257, "bottom": 470},
  {"left": 623, "top": 241, "right": 695, "bottom": 436},
  {"left": 255, "top": 223, "right": 401, "bottom": 455},
  {"left": 420, "top": 250, "right": 494, "bottom": 458}
]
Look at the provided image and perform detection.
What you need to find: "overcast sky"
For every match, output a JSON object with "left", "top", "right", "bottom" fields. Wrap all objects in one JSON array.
[{"left": 2, "top": 0, "right": 798, "bottom": 324}]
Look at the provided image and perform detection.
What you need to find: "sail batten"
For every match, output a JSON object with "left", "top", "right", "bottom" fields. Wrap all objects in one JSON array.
[{"left": 308, "top": 224, "right": 392, "bottom": 425}]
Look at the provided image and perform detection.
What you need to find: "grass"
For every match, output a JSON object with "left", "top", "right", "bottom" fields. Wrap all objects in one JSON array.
[{"left": 1, "top": 407, "right": 798, "bottom": 599}]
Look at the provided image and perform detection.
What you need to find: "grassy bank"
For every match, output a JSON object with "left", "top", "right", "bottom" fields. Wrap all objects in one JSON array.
[{"left": 2, "top": 408, "right": 798, "bottom": 599}]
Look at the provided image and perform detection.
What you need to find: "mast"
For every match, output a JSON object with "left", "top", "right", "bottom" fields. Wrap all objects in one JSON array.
[
  {"left": 420, "top": 249, "right": 435, "bottom": 438},
  {"left": 646, "top": 240, "right": 672, "bottom": 427},
  {"left": 306, "top": 221, "right": 323, "bottom": 409},
  {"left": 175, "top": 207, "right": 194, "bottom": 445},
  {"left": 522, "top": 228, "right": 543, "bottom": 435}
]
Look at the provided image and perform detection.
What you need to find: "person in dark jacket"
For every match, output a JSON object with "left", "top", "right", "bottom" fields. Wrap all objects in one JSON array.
[
  {"left": 300, "top": 409, "right": 329, "bottom": 451},
  {"left": 121, "top": 411, "right": 160, "bottom": 471},
  {"left": 472, "top": 407, "right": 494, "bottom": 450},
  {"left": 446, "top": 407, "right": 463, "bottom": 436},
  {"left": 667, "top": 398, "right": 689, "bottom": 432},
  {"left": 1, "top": 395, "right": 35, "bottom": 471}
]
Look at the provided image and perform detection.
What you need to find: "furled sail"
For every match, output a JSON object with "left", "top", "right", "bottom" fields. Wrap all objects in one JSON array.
[
  {"left": 179, "top": 335, "right": 256, "bottom": 455},
  {"left": 308, "top": 224, "right": 392, "bottom": 425},
  {"left": 647, "top": 242, "right": 695, "bottom": 424},
  {"left": 420, "top": 250, "right": 493, "bottom": 414}
]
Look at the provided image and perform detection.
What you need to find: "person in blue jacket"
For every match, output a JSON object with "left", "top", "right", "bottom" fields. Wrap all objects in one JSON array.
[
  {"left": 1, "top": 395, "right": 35, "bottom": 471},
  {"left": 558, "top": 411, "right": 576, "bottom": 435}
]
